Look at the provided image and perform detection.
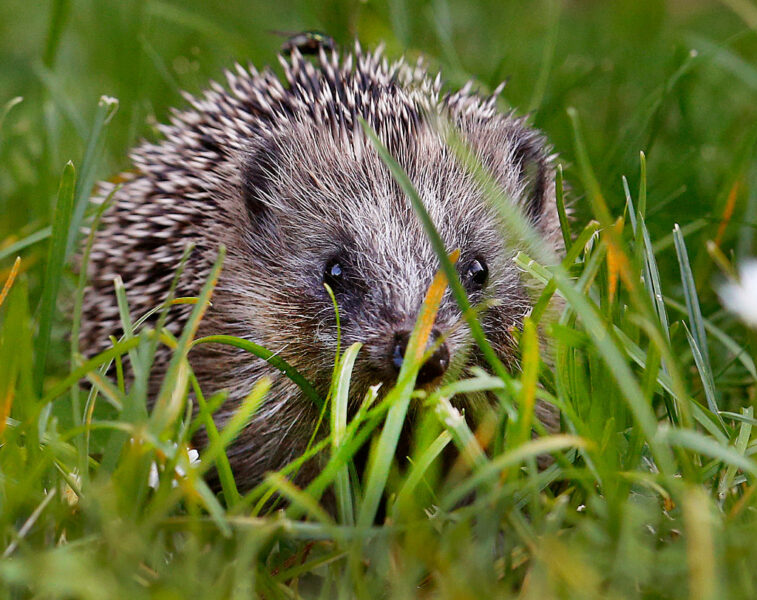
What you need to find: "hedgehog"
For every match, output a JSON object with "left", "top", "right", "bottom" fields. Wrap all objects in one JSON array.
[{"left": 81, "top": 40, "right": 562, "bottom": 491}]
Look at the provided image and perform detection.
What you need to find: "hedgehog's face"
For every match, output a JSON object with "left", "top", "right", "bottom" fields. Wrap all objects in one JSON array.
[{"left": 234, "top": 116, "right": 557, "bottom": 398}]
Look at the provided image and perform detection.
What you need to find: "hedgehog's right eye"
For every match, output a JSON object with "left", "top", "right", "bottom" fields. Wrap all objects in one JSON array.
[
  {"left": 323, "top": 258, "right": 345, "bottom": 291},
  {"left": 464, "top": 257, "right": 488, "bottom": 290}
]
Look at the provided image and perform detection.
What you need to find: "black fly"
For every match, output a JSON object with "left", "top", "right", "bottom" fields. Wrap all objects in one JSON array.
[{"left": 273, "top": 30, "right": 336, "bottom": 55}]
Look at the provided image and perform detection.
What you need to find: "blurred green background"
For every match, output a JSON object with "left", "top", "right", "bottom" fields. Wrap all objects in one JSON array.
[
  {"left": 1, "top": 0, "right": 756, "bottom": 300},
  {"left": 3, "top": 4, "right": 757, "bottom": 597}
]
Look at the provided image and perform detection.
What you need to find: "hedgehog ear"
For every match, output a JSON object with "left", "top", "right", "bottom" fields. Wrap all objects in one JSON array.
[
  {"left": 242, "top": 141, "right": 280, "bottom": 226},
  {"left": 510, "top": 133, "right": 549, "bottom": 224}
]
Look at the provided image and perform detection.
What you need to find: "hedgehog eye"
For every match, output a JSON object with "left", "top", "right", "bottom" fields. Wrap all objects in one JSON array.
[
  {"left": 323, "top": 258, "right": 345, "bottom": 291},
  {"left": 464, "top": 257, "right": 488, "bottom": 289}
]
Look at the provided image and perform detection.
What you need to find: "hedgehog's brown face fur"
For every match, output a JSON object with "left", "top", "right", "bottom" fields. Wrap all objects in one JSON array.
[{"left": 82, "top": 45, "right": 560, "bottom": 489}]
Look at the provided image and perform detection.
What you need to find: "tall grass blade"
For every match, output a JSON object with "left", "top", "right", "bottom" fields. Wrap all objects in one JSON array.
[
  {"left": 391, "top": 430, "right": 452, "bottom": 518},
  {"left": 442, "top": 435, "right": 590, "bottom": 509},
  {"left": 673, "top": 224, "right": 712, "bottom": 375},
  {"left": 42, "top": 0, "right": 71, "bottom": 68},
  {"left": 70, "top": 191, "right": 114, "bottom": 429},
  {"left": 362, "top": 118, "right": 522, "bottom": 408},
  {"left": 665, "top": 296, "right": 757, "bottom": 380},
  {"left": 683, "top": 322, "right": 724, "bottom": 430},
  {"left": 0, "top": 228, "right": 52, "bottom": 263},
  {"left": 356, "top": 250, "right": 451, "bottom": 528},
  {"left": 65, "top": 95, "right": 119, "bottom": 257},
  {"left": 192, "top": 335, "right": 323, "bottom": 410},
  {"left": 331, "top": 342, "right": 361, "bottom": 525},
  {"left": 718, "top": 407, "right": 753, "bottom": 496},
  {"left": 151, "top": 246, "right": 226, "bottom": 433},
  {"left": 0, "top": 257, "right": 21, "bottom": 309},
  {"left": 0, "top": 278, "right": 31, "bottom": 438},
  {"left": 33, "top": 161, "right": 75, "bottom": 399},
  {"left": 196, "top": 378, "right": 271, "bottom": 507}
]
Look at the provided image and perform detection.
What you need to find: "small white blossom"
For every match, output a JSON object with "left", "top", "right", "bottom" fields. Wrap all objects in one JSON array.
[
  {"left": 719, "top": 260, "right": 757, "bottom": 327},
  {"left": 148, "top": 446, "right": 201, "bottom": 489},
  {"left": 148, "top": 462, "right": 160, "bottom": 489}
]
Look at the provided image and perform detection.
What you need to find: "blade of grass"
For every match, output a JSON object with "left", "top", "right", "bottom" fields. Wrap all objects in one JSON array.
[
  {"left": 83, "top": 369, "right": 125, "bottom": 412},
  {"left": 356, "top": 247, "right": 453, "bottom": 528},
  {"left": 41, "top": 336, "right": 143, "bottom": 406},
  {"left": 331, "top": 342, "right": 362, "bottom": 525},
  {"left": 391, "top": 430, "right": 452, "bottom": 518},
  {"left": 683, "top": 322, "right": 725, "bottom": 430},
  {"left": 682, "top": 485, "right": 718, "bottom": 600},
  {"left": 2, "top": 488, "right": 57, "bottom": 558},
  {"left": 662, "top": 427, "right": 757, "bottom": 477},
  {"left": 65, "top": 95, "right": 119, "bottom": 257},
  {"left": 0, "top": 257, "right": 21, "bottom": 309},
  {"left": 664, "top": 295, "right": 757, "bottom": 380},
  {"left": 528, "top": 0, "right": 560, "bottom": 113},
  {"left": 151, "top": 246, "right": 226, "bottom": 434},
  {"left": 432, "top": 393, "right": 487, "bottom": 470},
  {"left": 192, "top": 335, "right": 323, "bottom": 410},
  {"left": 718, "top": 0, "right": 757, "bottom": 31},
  {"left": 265, "top": 473, "right": 335, "bottom": 526},
  {"left": 113, "top": 276, "right": 146, "bottom": 398},
  {"left": 0, "top": 277, "right": 31, "bottom": 438},
  {"left": 623, "top": 175, "right": 636, "bottom": 232},
  {"left": 515, "top": 318, "right": 539, "bottom": 447},
  {"left": 186, "top": 476, "right": 232, "bottom": 537},
  {"left": 640, "top": 219, "right": 672, "bottom": 341},
  {"left": 442, "top": 435, "right": 591, "bottom": 509},
  {"left": 0, "top": 227, "right": 52, "bottom": 263},
  {"left": 362, "top": 118, "right": 521, "bottom": 419},
  {"left": 637, "top": 151, "right": 647, "bottom": 228},
  {"left": 674, "top": 224, "right": 712, "bottom": 374},
  {"left": 719, "top": 407, "right": 753, "bottom": 496},
  {"left": 195, "top": 377, "right": 271, "bottom": 508},
  {"left": 189, "top": 378, "right": 236, "bottom": 503},
  {"left": 97, "top": 279, "right": 152, "bottom": 472},
  {"left": 42, "top": 0, "right": 71, "bottom": 68},
  {"left": 70, "top": 189, "right": 115, "bottom": 431},
  {"left": 33, "top": 161, "right": 75, "bottom": 399},
  {"left": 687, "top": 32, "right": 757, "bottom": 91}
]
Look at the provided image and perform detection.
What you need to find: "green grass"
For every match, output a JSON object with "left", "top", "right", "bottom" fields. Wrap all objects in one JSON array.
[{"left": 2, "top": 0, "right": 757, "bottom": 597}]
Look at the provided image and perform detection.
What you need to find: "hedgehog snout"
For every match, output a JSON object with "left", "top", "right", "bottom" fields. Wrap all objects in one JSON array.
[{"left": 389, "top": 327, "right": 450, "bottom": 385}]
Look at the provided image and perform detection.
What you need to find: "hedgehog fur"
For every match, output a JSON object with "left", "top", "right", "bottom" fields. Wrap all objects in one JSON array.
[{"left": 81, "top": 42, "right": 562, "bottom": 491}]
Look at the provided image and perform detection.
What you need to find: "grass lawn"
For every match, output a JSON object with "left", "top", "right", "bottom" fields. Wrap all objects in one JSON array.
[{"left": 1, "top": 0, "right": 757, "bottom": 597}]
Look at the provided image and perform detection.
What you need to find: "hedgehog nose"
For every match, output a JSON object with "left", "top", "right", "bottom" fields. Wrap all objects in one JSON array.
[{"left": 391, "top": 328, "right": 450, "bottom": 385}]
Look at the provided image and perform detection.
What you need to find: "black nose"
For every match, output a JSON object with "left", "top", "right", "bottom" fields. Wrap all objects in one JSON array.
[{"left": 391, "top": 328, "right": 450, "bottom": 385}]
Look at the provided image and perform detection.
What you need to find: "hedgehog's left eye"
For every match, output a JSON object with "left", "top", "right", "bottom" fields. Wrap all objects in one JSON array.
[
  {"left": 323, "top": 258, "right": 345, "bottom": 291},
  {"left": 464, "top": 257, "right": 488, "bottom": 290}
]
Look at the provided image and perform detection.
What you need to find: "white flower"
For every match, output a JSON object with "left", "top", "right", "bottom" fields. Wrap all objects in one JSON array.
[
  {"left": 719, "top": 260, "right": 757, "bottom": 327},
  {"left": 148, "top": 446, "right": 201, "bottom": 489}
]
